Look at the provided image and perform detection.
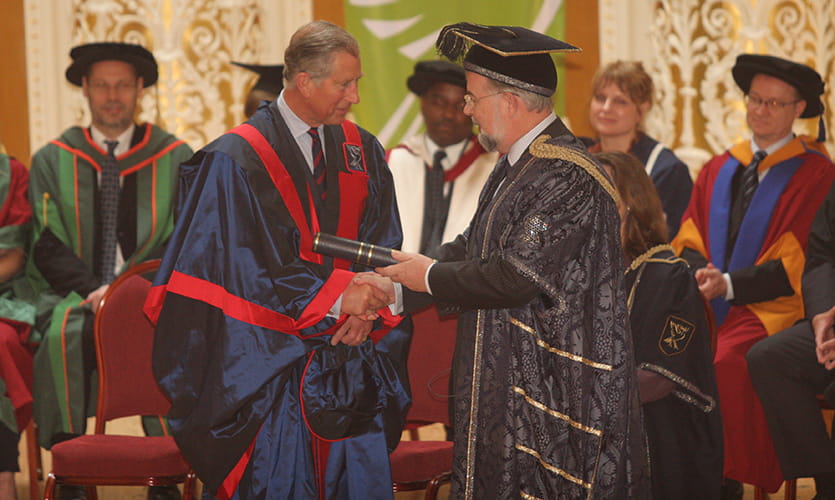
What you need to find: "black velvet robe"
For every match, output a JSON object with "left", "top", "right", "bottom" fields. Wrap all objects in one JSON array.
[
  {"left": 626, "top": 246, "right": 723, "bottom": 499},
  {"left": 427, "top": 118, "right": 650, "bottom": 499}
]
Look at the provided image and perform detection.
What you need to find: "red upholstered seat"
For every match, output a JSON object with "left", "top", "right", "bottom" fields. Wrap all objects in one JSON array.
[
  {"left": 390, "top": 440, "right": 454, "bottom": 483},
  {"left": 51, "top": 435, "right": 190, "bottom": 477},
  {"left": 43, "top": 260, "right": 197, "bottom": 500}
]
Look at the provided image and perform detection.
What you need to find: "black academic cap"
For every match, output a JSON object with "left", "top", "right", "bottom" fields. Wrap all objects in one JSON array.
[
  {"left": 231, "top": 61, "right": 285, "bottom": 95},
  {"left": 65, "top": 42, "right": 158, "bottom": 88},
  {"left": 406, "top": 60, "right": 466, "bottom": 96},
  {"left": 435, "top": 23, "right": 580, "bottom": 97},
  {"left": 732, "top": 54, "right": 825, "bottom": 119}
]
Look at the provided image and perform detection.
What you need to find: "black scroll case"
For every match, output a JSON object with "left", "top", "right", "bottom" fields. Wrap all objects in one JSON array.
[{"left": 312, "top": 232, "right": 399, "bottom": 268}]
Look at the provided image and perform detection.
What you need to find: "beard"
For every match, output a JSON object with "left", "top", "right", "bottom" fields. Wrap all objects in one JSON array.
[{"left": 477, "top": 131, "right": 498, "bottom": 152}]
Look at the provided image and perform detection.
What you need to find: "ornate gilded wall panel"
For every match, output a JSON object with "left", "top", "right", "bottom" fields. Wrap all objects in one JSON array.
[
  {"left": 599, "top": 0, "right": 834, "bottom": 174},
  {"left": 25, "top": 0, "right": 310, "bottom": 152}
]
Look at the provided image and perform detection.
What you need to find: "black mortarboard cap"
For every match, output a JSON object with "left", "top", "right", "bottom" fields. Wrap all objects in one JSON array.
[
  {"left": 406, "top": 60, "right": 466, "bottom": 95},
  {"left": 435, "top": 23, "right": 580, "bottom": 97},
  {"left": 65, "top": 42, "right": 158, "bottom": 88},
  {"left": 231, "top": 61, "right": 285, "bottom": 95},
  {"left": 733, "top": 54, "right": 827, "bottom": 141},
  {"left": 733, "top": 54, "right": 825, "bottom": 119}
]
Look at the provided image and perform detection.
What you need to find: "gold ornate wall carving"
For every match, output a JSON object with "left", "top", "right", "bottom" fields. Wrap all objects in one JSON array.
[
  {"left": 599, "top": 0, "right": 835, "bottom": 173},
  {"left": 25, "top": 0, "right": 311, "bottom": 152}
]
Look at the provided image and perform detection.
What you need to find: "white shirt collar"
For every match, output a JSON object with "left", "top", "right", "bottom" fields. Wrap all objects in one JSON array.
[
  {"left": 507, "top": 113, "right": 557, "bottom": 166},
  {"left": 90, "top": 124, "right": 135, "bottom": 157},
  {"left": 751, "top": 132, "right": 794, "bottom": 156},
  {"left": 276, "top": 91, "right": 320, "bottom": 141},
  {"left": 750, "top": 132, "right": 795, "bottom": 180},
  {"left": 275, "top": 91, "right": 324, "bottom": 173},
  {"left": 424, "top": 135, "right": 469, "bottom": 170}
]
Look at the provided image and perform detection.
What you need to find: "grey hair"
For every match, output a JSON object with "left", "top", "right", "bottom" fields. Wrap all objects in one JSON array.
[
  {"left": 487, "top": 79, "right": 553, "bottom": 113},
  {"left": 283, "top": 20, "right": 360, "bottom": 87}
]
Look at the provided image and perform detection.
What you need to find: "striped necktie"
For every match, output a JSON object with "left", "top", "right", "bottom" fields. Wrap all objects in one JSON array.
[
  {"left": 739, "top": 150, "right": 767, "bottom": 215},
  {"left": 419, "top": 149, "right": 448, "bottom": 253},
  {"left": 100, "top": 140, "right": 120, "bottom": 284},
  {"left": 307, "top": 127, "right": 326, "bottom": 200}
]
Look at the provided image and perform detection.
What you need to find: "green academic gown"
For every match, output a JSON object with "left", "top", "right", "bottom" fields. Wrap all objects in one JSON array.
[{"left": 26, "top": 123, "right": 192, "bottom": 447}]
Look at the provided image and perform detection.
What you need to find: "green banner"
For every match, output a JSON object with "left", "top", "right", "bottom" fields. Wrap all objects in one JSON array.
[{"left": 345, "top": 1, "right": 567, "bottom": 148}]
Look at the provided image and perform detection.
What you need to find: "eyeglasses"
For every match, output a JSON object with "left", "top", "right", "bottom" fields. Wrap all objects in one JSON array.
[
  {"left": 744, "top": 94, "right": 800, "bottom": 111},
  {"left": 463, "top": 91, "right": 510, "bottom": 108},
  {"left": 86, "top": 81, "right": 139, "bottom": 94}
]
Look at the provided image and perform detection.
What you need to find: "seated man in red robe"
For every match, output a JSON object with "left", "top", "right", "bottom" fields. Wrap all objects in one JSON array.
[
  {"left": 0, "top": 150, "right": 34, "bottom": 500},
  {"left": 672, "top": 53, "right": 835, "bottom": 497}
]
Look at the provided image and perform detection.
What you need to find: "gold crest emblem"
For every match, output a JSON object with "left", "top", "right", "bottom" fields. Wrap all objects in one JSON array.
[{"left": 658, "top": 315, "right": 695, "bottom": 356}]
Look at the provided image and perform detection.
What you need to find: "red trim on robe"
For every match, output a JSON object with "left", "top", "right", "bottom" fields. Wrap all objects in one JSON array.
[
  {"left": 144, "top": 269, "right": 354, "bottom": 333},
  {"left": 231, "top": 123, "right": 322, "bottom": 263},
  {"left": 334, "top": 121, "right": 368, "bottom": 269},
  {"left": 445, "top": 136, "right": 486, "bottom": 182},
  {"left": 215, "top": 433, "right": 258, "bottom": 500},
  {"left": 385, "top": 134, "right": 486, "bottom": 182}
]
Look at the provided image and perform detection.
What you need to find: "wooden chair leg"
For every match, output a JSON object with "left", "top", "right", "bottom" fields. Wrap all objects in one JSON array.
[
  {"left": 424, "top": 472, "right": 451, "bottom": 500},
  {"left": 42, "top": 474, "right": 55, "bottom": 500},
  {"left": 25, "top": 421, "right": 40, "bottom": 500},
  {"left": 783, "top": 479, "right": 797, "bottom": 500},
  {"left": 183, "top": 471, "right": 197, "bottom": 500},
  {"left": 754, "top": 485, "right": 769, "bottom": 500},
  {"left": 86, "top": 486, "right": 98, "bottom": 500}
]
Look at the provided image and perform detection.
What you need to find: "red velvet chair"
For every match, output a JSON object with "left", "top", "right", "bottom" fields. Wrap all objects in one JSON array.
[
  {"left": 390, "top": 305, "right": 457, "bottom": 500},
  {"left": 42, "top": 260, "right": 196, "bottom": 500}
]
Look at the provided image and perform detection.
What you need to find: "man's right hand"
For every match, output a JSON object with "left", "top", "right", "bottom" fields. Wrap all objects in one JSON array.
[
  {"left": 814, "top": 305, "right": 835, "bottom": 369},
  {"left": 695, "top": 262, "right": 727, "bottom": 300},
  {"left": 83, "top": 284, "right": 110, "bottom": 314},
  {"left": 341, "top": 275, "right": 395, "bottom": 320}
]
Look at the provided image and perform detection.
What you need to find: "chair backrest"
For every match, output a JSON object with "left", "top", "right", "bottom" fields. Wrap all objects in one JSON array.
[
  {"left": 406, "top": 306, "right": 457, "bottom": 427},
  {"left": 93, "top": 259, "right": 166, "bottom": 429}
]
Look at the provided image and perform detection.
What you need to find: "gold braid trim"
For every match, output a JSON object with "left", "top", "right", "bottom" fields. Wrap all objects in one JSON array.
[
  {"left": 625, "top": 244, "right": 686, "bottom": 274},
  {"left": 520, "top": 491, "right": 544, "bottom": 500},
  {"left": 509, "top": 317, "right": 613, "bottom": 371},
  {"left": 529, "top": 135, "right": 620, "bottom": 205},
  {"left": 515, "top": 444, "right": 592, "bottom": 489},
  {"left": 513, "top": 386, "right": 603, "bottom": 437}
]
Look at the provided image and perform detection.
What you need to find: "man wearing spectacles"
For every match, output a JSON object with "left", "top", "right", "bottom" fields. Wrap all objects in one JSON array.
[
  {"left": 673, "top": 53, "right": 835, "bottom": 498},
  {"left": 386, "top": 60, "right": 498, "bottom": 443},
  {"left": 26, "top": 42, "right": 193, "bottom": 500},
  {"left": 387, "top": 60, "right": 497, "bottom": 255},
  {"left": 377, "top": 23, "right": 650, "bottom": 499}
]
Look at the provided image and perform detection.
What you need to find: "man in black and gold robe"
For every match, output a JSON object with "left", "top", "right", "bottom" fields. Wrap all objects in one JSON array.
[{"left": 377, "top": 23, "right": 649, "bottom": 499}]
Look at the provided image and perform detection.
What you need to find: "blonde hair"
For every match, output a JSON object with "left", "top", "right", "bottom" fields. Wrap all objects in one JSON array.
[{"left": 591, "top": 60, "right": 654, "bottom": 107}]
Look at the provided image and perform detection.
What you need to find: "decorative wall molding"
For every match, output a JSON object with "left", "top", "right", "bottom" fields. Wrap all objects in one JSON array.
[
  {"left": 598, "top": 0, "right": 834, "bottom": 174},
  {"left": 23, "top": 0, "right": 311, "bottom": 153}
]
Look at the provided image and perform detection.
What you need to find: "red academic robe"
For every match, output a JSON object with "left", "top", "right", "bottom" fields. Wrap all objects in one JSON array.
[{"left": 673, "top": 136, "right": 835, "bottom": 492}]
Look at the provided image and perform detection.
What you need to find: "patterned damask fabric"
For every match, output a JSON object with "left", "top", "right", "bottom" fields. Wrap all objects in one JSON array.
[{"left": 449, "top": 121, "right": 650, "bottom": 499}]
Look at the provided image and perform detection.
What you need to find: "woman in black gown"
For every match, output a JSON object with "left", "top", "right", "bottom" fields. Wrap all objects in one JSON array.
[{"left": 597, "top": 151, "right": 723, "bottom": 500}]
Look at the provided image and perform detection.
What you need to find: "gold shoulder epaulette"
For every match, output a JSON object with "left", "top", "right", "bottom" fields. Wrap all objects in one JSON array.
[
  {"left": 626, "top": 244, "right": 687, "bottom": 273},
  {"left": 529, "top": 135, "right": 619, "bottom": 203}
]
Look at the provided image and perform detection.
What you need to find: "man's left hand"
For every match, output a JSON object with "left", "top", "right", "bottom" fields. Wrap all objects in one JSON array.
[
  {"left": 330, "top": 315, "right": 373, "bottom": 346},
  {"left": 376, "top": 250, "right": 434, "bottom": 293}
]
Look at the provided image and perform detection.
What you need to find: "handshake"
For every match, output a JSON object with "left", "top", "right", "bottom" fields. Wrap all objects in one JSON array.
[
  {"left": 330, "top": 272, "right": 395, "bottom": 347},
  {"left": 329, "top": 250, "right": 436, "bottom": 346},
  {"left": 341, "top": 272, "right": 397, "bottom": 320}
]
